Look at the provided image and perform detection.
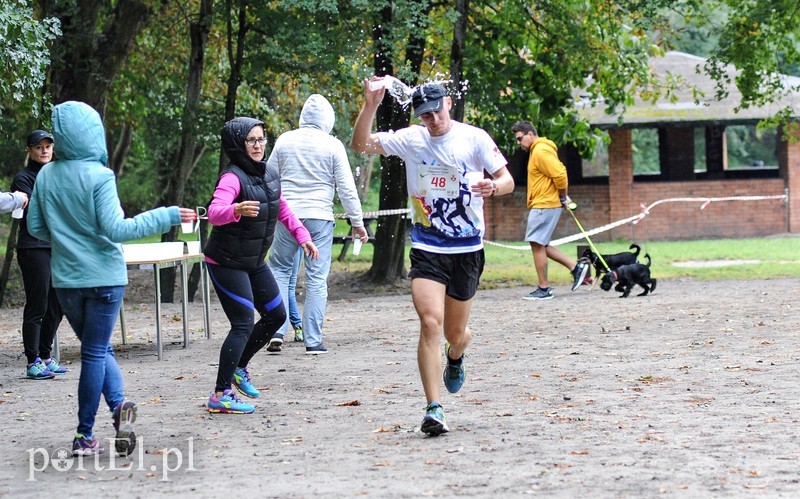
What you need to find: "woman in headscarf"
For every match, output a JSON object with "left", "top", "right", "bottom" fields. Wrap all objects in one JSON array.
[{"left": 203, "top": 117, "right": 318, "bottom": 414}]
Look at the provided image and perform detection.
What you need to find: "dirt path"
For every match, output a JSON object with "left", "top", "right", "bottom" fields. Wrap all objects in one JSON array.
[{"left": 2, "top": 277, "right": 799, "bottom": 497}]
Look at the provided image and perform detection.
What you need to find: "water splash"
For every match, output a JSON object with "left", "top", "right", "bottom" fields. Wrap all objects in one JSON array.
[{"left": 370, "top": 74, "right": 457, "bottom": 110}]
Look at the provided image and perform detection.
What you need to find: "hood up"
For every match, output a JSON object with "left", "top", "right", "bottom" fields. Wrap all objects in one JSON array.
[
  {"left": 298, "top": 94, "right": 334, "bottom": 134},
  {"left": 222, "top": 117, "right": 266, "bottom": 176},
  {"left": 50, "top": 101, "right": 108, "bottom": 165}
]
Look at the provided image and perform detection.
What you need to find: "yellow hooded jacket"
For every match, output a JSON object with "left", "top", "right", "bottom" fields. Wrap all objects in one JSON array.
[{"left": 526, "top": 137, "right": 568, "bottom": 209}]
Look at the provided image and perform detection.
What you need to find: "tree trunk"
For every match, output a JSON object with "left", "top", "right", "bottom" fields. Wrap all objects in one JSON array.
[
  {"left": 0, "top": 221, "right": 20, "bottom": 307},
  {"left": 159, "top": 0, "right": 213, "bottom": 302},
  {"left": 450, "top": 0, "right": 469, "bottom": 121},
  {"left": 367, "top": 1, "right": 431, "bottom": 284},
  {"left": 47, "top": 0, "right": 152, "bottom": 116}
]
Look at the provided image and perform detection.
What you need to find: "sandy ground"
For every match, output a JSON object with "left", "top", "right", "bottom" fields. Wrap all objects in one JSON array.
[{"left": 2, "top": 274, "right": 800, "bottom": 498}]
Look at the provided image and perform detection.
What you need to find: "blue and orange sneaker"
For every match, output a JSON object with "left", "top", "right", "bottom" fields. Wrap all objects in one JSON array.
[
  {"left": 112, "top": 400, "right": 137, "bottom": 456},
  {"left": 443, "top": 343, "right": 466, "bottom": 394},
  {"left": 72, "top": 434, "right": 105, "bottom": 456},
  {"left": 207, "top": 389, "right": 255, "bottom": 414},
  {"left": 26, "top": 358, "right": 55, "bottom": 380},
  {"left": 420, "top": 402, "right": 449, "bottom": 436},
  {"left": 232, "top": 367, "right": 260, "bottom": 398},
  {"left": 44, "top": 358, "right": 68, "bottom": 374}
]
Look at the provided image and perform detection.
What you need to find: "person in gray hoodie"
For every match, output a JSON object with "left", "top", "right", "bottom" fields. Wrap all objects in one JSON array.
[{"left": 267, "top": 94, "right": 368, "bottom": 354}]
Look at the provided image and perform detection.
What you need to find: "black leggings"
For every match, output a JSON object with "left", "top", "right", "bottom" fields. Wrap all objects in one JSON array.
[
  {"left": 207, "top": 262, "right": 286, "bottom": 393},
  {"left": 18, "top": 248, "right": 63, "bottom": 364}
]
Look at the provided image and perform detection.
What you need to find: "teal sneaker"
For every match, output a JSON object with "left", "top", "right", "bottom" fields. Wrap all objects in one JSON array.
[
  {"left": 420, "top": 402, "right": 449, "bottom": 436},
  {"left": 207, "top": 389, "right": 255, "bottom": 414},
  {"left": 293, "top": 325, "right": 304, "bottom": 342},
  {"left": 26, "top": 358, "right": 55, "bottom": 380},
  {"left": 44, "top": 358, "right": 68, "bottom": 374},
  {"left": 232, "top": 367, "right": 260, "bottom": 398},
  {"left": 443, "top": 343, "right": 466, "bottom": 394}
]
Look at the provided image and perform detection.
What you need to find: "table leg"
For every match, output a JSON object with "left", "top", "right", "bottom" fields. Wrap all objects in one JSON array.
[
  {"left": 201, "top": 261, "right": 211, "bottom": 339},
  {"left": 180, "top": 259, "right": 189, "bottom": 348},
  {"left": 119, "top": 305, "right": 128, "bottom": 345},
  {"left": 154, "top": 265, "right": 163, "bottom": 360}
]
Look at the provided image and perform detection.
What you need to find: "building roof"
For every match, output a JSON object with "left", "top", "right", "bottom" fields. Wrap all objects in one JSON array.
[{"left": 575, "top": 51, "right": 800, "bottom": 128}]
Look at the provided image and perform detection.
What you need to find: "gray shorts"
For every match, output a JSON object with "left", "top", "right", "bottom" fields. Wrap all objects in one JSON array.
[{"left": 525, "top": 208, "right": 563, "bottom": 245}]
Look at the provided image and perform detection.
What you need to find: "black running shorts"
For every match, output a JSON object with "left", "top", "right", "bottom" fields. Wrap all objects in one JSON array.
[{"left": 408, "top": 248, "right": 485, "bottom": 301}]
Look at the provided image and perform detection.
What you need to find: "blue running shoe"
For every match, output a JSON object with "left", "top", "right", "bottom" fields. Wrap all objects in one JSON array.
[
  {"left": 232, "top": 367, "right": 260, "bottom": 398},
  {"left": 26, "top": 358, "right": 55, "bottom": 380},
  {"left": 72, "top": 434, "right": 105, "bottom": 456},
  {"left": 112, "top": 400, "right": 138, "bottom": 456},
  {"left": 207, "top": 389, "right": 255, "bottom": 414},
  {"left": 44, "top": 358, "right": 68, "bottom": 374},
  {"left": 420, "top": 402, "right": 449, "bottom": 436},
  {"left": 443, "top": 343, "right": 466, "bottom": 394}
]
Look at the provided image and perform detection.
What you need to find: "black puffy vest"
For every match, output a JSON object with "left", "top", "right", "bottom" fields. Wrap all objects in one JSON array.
[{"left": 203, "top": 164, "right": 281, "bottom": 271}]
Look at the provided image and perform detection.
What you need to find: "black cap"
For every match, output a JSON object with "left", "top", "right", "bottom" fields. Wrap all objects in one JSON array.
[
  {"left": 412, "top": 83, "right": 447, "bottom": 117},
  {"left": 27, "top": 130, "right": 54, "bottom": 147}
]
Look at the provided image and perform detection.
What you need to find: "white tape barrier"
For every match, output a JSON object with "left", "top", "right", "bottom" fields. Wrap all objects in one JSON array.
[{"left": 333, "top": 194, "right": 788, "bottom": 250}]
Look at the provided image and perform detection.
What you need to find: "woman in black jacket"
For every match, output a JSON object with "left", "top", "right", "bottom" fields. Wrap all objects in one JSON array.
[{"left": 12, "top": 130, "right": 65, "bottom": 380}]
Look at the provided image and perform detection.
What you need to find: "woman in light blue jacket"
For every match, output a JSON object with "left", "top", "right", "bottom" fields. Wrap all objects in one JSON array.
[{"left": 27, "top": 101, "right": 196, "bottom": 457}]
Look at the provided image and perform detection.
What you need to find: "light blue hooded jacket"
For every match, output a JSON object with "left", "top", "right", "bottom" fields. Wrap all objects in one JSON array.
[{"left": 28, "top": 101, "right": 181, "bottom": 288}]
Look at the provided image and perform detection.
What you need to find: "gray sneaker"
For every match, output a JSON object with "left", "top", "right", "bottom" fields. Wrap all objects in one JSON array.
[
  {"left": 523, "top": 287, "right": 554, "bottom": 300},
  {"left": 571, "top": 261, "right": 589, "bottom": 291}
]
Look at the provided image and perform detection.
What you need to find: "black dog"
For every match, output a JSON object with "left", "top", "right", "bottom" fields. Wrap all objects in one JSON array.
[
  {"left": 581, "top": 244, "right": 641, "bottom": 284},
  {"left": 600, "top": 254, "right": 657, "bottom": 298}
]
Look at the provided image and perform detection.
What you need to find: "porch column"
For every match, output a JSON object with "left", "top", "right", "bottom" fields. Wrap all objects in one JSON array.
[
  {"left": 777, "top": 123, "right": 800, "bottom": 233},
  {"left": 608, "top": 129, "right": 633, "bottom": 239}
]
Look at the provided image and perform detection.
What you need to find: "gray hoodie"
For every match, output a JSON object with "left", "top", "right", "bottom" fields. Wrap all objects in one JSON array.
[{"left": 267, "top": 94, "right": 363, "bottom": 227}]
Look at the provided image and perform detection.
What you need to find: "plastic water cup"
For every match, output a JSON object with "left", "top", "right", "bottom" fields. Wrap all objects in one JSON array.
[
  {"left": 12, "top": 208, "right": 23, "bottom": 219},
  {"left": 181, "top": 221, "right": 194, "bottom": 234},
  {"left": 353, "top": 238, "right": 363, "bottom": 256}
]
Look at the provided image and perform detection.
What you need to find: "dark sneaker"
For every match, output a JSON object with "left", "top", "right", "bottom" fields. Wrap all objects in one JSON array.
[
  {"left": 571, "top": 261, "right": 589, "bottom": 291},
  {"left": 44, "top": 358, "right": 68, "bottom": 374},
  {"left": 420, "top": 402, "right": 449, "bottom": 436},
  {"left": 523, "top": 287, "right": 554, "bottom": 301},
  {"left": 305, "top": 343, "right": 328, "bottom": 355},
  {"left": 26, "top": 358, "right": 56, "bottom": 380},
  {"left": 442, "top": 343, "right": 466, "bottom": 394},
  {"left": 112, "top": 400, "right": 137, "bottom": 456},
  {"left": 207, "top": 389, "right": 255, "bottom": 414},
  {"left": 232, "top": 367, "right": 260, "bottom": 398},
  {"left": 293, "top": 325, "right": 304, "bottom": 342},
  {"left": 266, "top": 337, "right": 283, "bottom": 353},
  {"left": 72, "top": 434, "right": 105, "bottom": 456}
]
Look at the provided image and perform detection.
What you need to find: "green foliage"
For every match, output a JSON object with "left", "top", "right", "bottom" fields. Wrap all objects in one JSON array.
[{"left": 0, "top": 0, "right": 61, "bottom": 121}]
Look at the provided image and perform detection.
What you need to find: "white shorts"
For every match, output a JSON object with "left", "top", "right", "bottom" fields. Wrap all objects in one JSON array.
[{"left": 524, "top": 208, "right": 563, "bottom": 245}]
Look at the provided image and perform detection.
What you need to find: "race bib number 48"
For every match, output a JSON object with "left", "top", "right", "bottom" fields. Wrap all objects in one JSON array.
[{"left": 419, "top": 165, "right": 458, "bottom": 198}]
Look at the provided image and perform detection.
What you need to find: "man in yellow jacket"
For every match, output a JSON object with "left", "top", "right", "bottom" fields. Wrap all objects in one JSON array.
[{"left": 512, "top": 121, "right": 588, "bottom": 300}]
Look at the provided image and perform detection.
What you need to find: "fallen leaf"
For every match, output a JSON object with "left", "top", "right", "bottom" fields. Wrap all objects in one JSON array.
[
  {"left": 570, "top": 450, "right": 589, "bottom": 455},
  {"left": 374, "top": 461, "right": 391, "bottom": 467},
  {"left": 336, "top": 400, "right": 360, "bottom": 406}
]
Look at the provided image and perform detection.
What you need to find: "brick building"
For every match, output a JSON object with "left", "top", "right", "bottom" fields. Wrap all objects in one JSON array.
[{"left": 485, "top": 52, "right": 800, "bottom": 243}]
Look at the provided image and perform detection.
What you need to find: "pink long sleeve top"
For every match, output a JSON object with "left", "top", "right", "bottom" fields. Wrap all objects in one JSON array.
[{"left": 205, "top": 172, "right": 311, "bottom": 265}]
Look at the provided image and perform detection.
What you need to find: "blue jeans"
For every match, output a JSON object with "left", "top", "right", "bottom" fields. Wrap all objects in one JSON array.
[
  {"left": 287, "top": 248, "right": 303, "bottom": 329},
  {"left": 268, "top": 219, "right": 334, "bottom": 348},
  {"left": 56, "top": 286, "right": 125, "bottom": 438}
]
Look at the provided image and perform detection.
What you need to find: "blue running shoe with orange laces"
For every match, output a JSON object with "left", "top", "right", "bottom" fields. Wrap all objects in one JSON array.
[
  {"left": 207, "top": 389, "right": 255, "bottom": 414},
  {"left": 232, "top": 367, "right": 260, "bottom": 398}
]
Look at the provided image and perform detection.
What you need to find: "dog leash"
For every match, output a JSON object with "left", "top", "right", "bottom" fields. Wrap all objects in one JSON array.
[{"left": 566, "top": 205, "right": 612, "bottom": 272}]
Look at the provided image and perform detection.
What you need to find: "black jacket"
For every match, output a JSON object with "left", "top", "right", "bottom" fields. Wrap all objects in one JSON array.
[
  {"left": 11, "top": 160, "right": 51, "bottom": 250},
  {"left": 203, "top": 117, "right": 281, "bottom": 271}
]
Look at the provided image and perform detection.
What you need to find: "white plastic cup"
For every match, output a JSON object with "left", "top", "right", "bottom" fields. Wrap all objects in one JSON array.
[
  {"left": 353, "top": 237, "right": 363, "bottom": 256},
  {"left": 12, "top": 208, "right": 23, "bottom": 219},
  {"left": 181, "top": 221, "right": 194, "bottom": 234}
]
